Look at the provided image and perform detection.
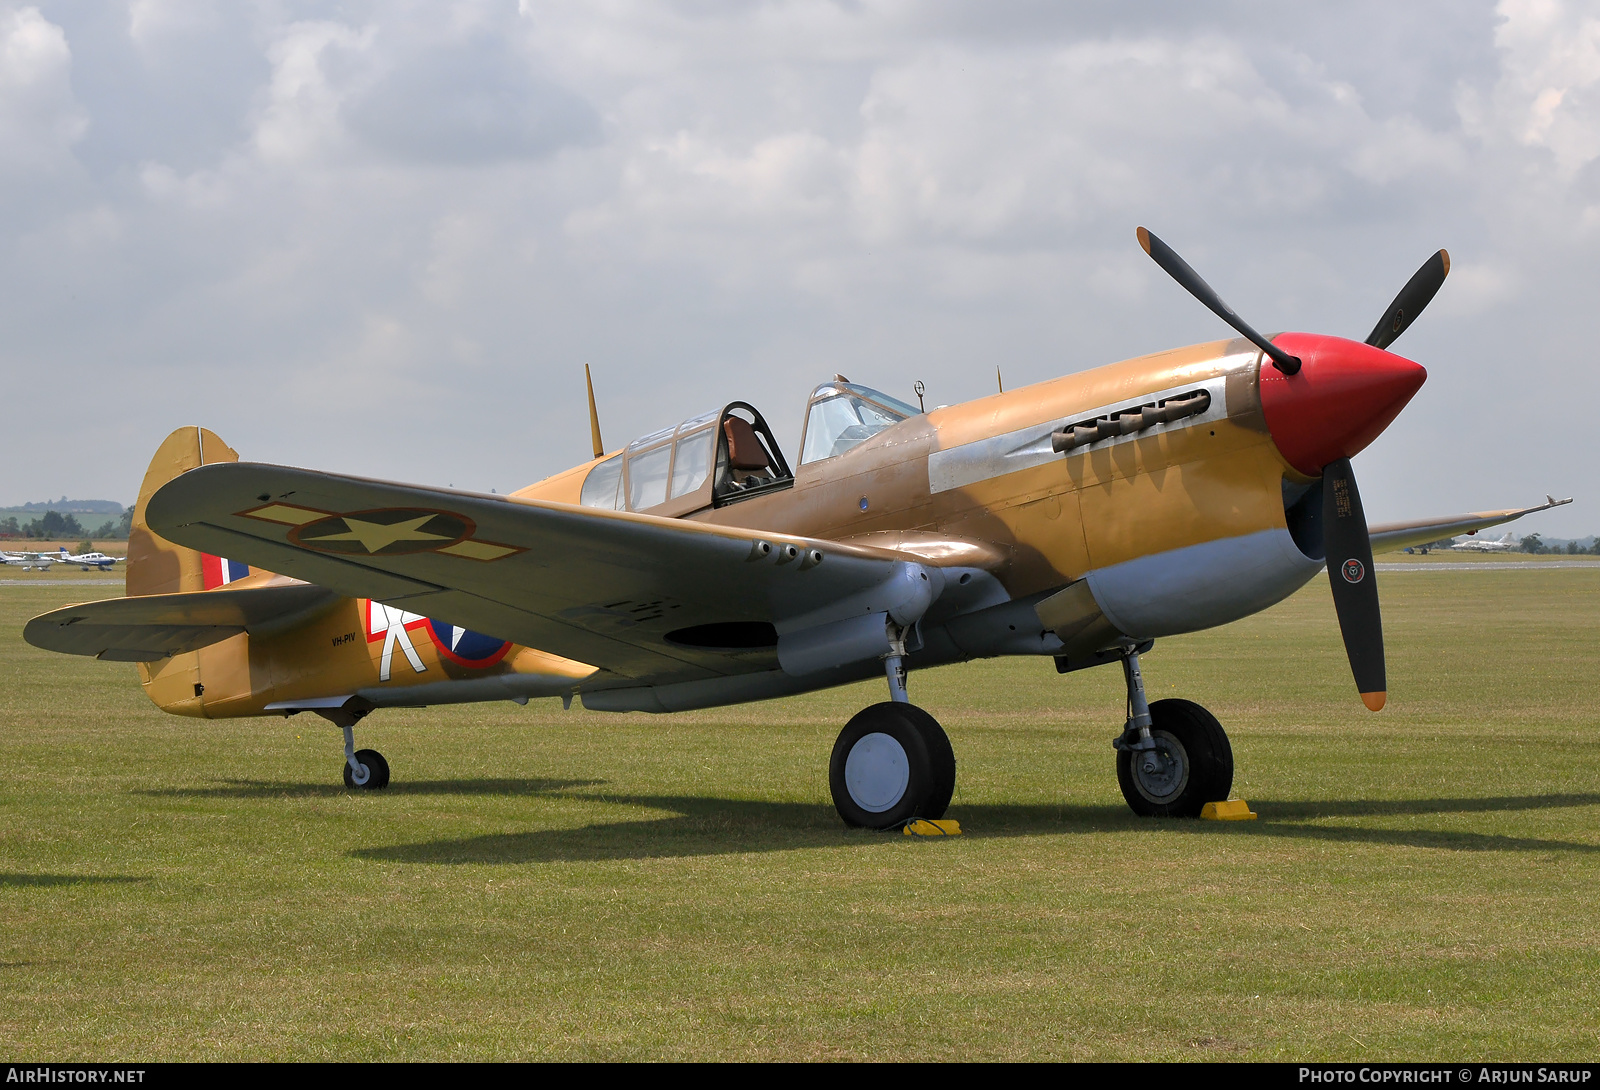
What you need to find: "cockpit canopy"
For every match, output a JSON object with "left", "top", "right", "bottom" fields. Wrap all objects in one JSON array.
[
  {"left": 799, "top": 381, "right": 921, "bottom": 465},
  {"left": 579, "top": 402, "right": 792, "bottom": 515},
  {"left": 577, "top": 379, "right": 920, "bottom": 518}
]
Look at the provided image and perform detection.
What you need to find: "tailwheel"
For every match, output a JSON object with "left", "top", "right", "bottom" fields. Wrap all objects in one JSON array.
[
  {"left": 829, "top": 702, "right": 955, "bottom": 829},
  {"left": 1116, "top": 698, "right": 1232, "bottom": 817},
  {"left": 343, "top": 748, "right": 390, "bottom": 790}
]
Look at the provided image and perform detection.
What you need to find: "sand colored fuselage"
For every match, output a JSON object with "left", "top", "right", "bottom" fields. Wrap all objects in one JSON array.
[{"left": 135, "top": 337, "right": 1335, "bottom": 718}]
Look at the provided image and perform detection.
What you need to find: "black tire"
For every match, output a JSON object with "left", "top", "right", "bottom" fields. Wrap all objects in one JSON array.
[
  {"left": 343, "top": 748, "right": 390, "bottom": 790},
  {"left": 1116, "top": 698, "right": 1231, "bottom": 818},
  {"left": 829, "top": 702, "right": 953, "bottom": 829},
  {"left": 904, "top": 705, "right": 956, "bottom": 820}
]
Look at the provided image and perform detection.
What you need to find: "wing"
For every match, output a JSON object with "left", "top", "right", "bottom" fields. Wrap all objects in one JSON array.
[
  {"left": 25, "top": 583, "right": 339, "bottom": 662},
  {"left": 144, "top": 463, "right": 951, "bottom": 688},
  {"left": 1368, "top": 495, "right": 1573, "bottom": 554}
]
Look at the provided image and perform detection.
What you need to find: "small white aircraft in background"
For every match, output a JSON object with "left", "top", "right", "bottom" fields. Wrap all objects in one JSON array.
[
  {"left": 1, "top": 550, "right": 56, "bottom": 570},
  {"left": 53, "top": 547, "right": 122, "bottom": 570},
  {"left": 1451, "top": 531, "right": 1519, "bottom": 553}
]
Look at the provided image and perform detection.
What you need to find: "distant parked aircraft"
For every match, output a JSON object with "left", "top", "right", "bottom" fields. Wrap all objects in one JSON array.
[
  {"left": 1451, "top": 531, "right": 1519, "bottom": 553},
  {"left": 1, "top": 551, "right": 56, "bottom": 570},
  {"left": 54, "top": 547, "right": 122, "bottom": 571}
]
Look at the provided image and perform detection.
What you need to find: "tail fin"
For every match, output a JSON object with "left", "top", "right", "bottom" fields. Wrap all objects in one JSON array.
[{"left": 126, "top": 427, "right": 240, "bottom": 597}]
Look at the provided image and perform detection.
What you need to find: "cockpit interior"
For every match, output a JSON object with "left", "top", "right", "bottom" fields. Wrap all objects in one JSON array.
[{"left": 578, "top": 379, "right": 922, "bottom": 518}]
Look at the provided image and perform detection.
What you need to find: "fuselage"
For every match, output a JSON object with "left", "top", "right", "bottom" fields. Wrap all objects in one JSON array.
[{"left": 133, "top": 333, "right": 1426, "bottom": 718}]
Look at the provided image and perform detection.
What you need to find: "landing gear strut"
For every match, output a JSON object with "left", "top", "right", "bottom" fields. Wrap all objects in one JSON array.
[
  {"left": 315, "top": 704, "right": 390, "bottom": 791},
  {"left": 827, "top": 627, "right": 955, "bottom": 829},
  {"left": 1112, "top": 643, "right": 1231, "bottom": 817}
]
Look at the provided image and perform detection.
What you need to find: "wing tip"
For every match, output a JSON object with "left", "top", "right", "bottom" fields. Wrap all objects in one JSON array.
[{"left": 1361, "top": 691, "right": 1387, "bottom": 712}]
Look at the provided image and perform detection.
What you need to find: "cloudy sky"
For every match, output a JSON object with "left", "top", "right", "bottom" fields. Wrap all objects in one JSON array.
[{"left": 2, "top": 0, "right": 1597, "bottom": 534}]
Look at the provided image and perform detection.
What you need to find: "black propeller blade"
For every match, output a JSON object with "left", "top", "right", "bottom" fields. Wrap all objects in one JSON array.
[
  {"left": 1132, "top": 226, "right": 1439, "bottom": 710},
  {"left": 1321, "top": 457, "right": 1386, "bottom": 710},
  {"left": 1137, "top": 226, "right": 1302, "bottom": 375},
  {"left": 1366, "top": 249, "right": 1450, "bottom": 350}
]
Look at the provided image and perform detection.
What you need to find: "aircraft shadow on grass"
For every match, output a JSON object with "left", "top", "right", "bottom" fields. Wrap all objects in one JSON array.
[
  {"left": 349, "top": 791, "right": 1600, "bottom": 865},
  {"left": 0, "top": 873, "right": 148, "bottom": 888},
  {"left": 133, "top": 777, "right": 604, "bottom": 800}
]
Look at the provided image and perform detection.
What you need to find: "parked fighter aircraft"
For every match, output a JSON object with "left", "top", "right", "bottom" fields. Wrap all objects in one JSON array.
[
  {"left": 25, "top": 230, "right": 1571, "bottom": 828},
  {"left": 1451, "top": 531, "right": 1519, "bottom": 553},
  {"left": 53, "top": 547, "right": 122, "bottom": 571}
]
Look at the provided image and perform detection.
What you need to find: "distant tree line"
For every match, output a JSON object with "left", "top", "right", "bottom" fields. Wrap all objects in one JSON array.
[
  {"left": 1521, "top": 533, "right": 1600, "bottom": 555},
  {"left": 0, "top": 508, "right": 133, "bottom": 540}
]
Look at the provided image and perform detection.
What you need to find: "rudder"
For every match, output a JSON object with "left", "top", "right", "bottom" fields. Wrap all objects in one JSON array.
[{"left": 127, "top": 427, "right": 241, "bottom": 598}]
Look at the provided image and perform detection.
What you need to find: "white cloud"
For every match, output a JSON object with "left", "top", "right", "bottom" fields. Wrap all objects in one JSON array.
[
  {"left": 0, "top": 5, "right": 85, "bottom": 176},
  {"left": 1484, "top": 0, "right": 1600, "bottom": 172},
  {"left": 251, "top": 19, "right": 374, "bottom": 166}
]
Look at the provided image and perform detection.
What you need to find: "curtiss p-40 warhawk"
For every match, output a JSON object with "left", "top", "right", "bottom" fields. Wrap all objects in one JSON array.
[{"left": 26, "top": 230, "right": 1573, "bottom": 828}]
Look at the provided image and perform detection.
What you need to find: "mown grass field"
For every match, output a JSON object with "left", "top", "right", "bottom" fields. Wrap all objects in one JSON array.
[{"left": 2, "top": 571, "right": 1598, "bottom": 1060}]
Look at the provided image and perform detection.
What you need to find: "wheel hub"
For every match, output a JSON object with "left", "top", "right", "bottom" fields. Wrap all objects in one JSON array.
[
  {"left": 843, "top": 731, "right": 910, "bottom": 813},
  {"left": 1130, "top": 729, "right": 1188, "bottom": 804}
]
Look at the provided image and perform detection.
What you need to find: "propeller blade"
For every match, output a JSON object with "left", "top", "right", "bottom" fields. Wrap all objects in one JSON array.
[
  {"left": 1137, "top": 226, "right": 1301, "bottom": 375},
  {"left": 1321, "top": 456, "right": 1386, "bottom": 710},
  {"left": 1366, "top": 249, "right": 1450, "bottom": 350}
]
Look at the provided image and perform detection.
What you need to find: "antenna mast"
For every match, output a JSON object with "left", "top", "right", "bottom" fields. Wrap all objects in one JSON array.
[{"left": 585, "top": 365, "right": 605, "bottom": 460}]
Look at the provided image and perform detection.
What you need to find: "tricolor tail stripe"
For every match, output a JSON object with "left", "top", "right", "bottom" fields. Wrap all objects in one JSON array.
[{"left": 201, "top": 554, "right": 249, "bottom": 590}]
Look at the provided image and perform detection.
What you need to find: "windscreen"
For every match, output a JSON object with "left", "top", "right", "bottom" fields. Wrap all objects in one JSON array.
[
  {"left": 800, "top": 383, "right": 920, "bottom": 464},
  {"left": 579, "top": 454, "right": 623, "bottom": 510}
]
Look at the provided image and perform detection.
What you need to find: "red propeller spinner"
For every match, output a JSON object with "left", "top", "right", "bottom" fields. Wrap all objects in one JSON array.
[{"left": 1259, "top": 333, "right": 1427, "bottom": 477}]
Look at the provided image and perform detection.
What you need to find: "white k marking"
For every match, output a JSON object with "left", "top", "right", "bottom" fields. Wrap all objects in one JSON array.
[{"left": 370, "top": 602, "right": 426, "bottom": 682}]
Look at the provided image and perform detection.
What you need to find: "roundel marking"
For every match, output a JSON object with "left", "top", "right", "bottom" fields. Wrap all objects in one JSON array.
[
  {"left": 290, "top": 508, "right": 474, "bottom": 556},
  {"left": 426, "top": 619, "right": 512, "bottom": 668},
  {"left": 1342, "top": 558, "right": 1366, "bottom": 584}
]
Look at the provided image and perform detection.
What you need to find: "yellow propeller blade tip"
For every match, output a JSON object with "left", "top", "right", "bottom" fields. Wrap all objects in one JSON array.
[
  {"left": 1136, "top": 225, "right": 1152, "bottom": 254},
  {"left": 1361, "top": 691, "right": 1387, "bottom": 712}
]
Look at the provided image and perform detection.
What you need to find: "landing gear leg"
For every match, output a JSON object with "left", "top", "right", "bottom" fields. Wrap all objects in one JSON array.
[
  {"left": 1114, "top": 647, "right": 1156, "bottom": 754},
  {"left": 883, "top": 622, "right": 910, "bottom": 703},
  {"left": 1112, "top": 643, "right": 1231, "bottom": 817},
  {"left": 315, "top": 705, "right": 389, "bottom": 790}
]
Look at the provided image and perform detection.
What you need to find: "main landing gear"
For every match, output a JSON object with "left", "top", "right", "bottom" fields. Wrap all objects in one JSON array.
[
  {"left": 315, "top": 705, "right": 390, "bottom": 791},
  {"left": 828, "top": 623, "right": 956, "bottom": 829},
  {"left": 1111, "top": 644, "right": 1231, "bottom": 817}
]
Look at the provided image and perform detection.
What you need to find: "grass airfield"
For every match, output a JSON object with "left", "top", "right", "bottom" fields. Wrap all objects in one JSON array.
[{"left": 2, "top": 569, "right": 1598, "bottom": 1061}]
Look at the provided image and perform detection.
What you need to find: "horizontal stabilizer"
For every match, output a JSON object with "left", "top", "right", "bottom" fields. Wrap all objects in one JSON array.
[
  {"left": 24, "top": 583, "right": 340, "bottom": 662},
  {"left": 1368, "top": 495, "right": 1573, "bottom": 554}
]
